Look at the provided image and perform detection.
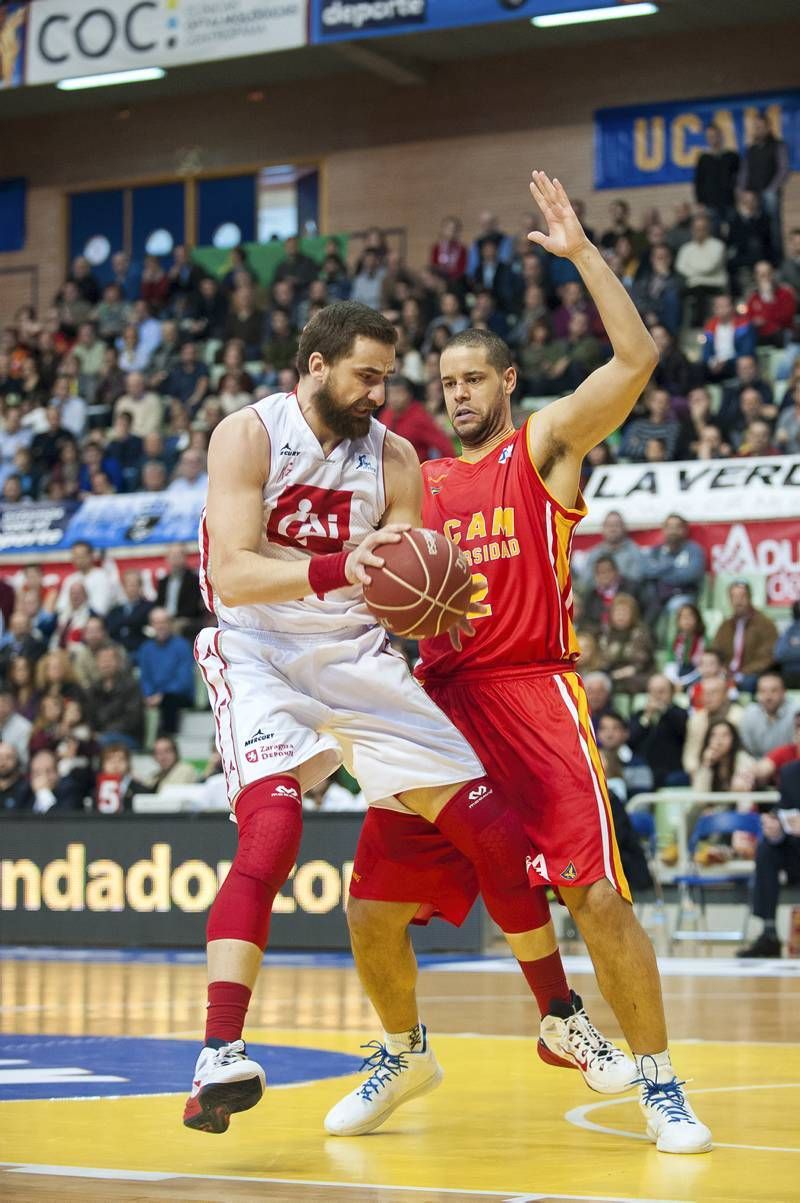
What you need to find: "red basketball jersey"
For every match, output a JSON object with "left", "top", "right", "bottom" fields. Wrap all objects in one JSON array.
[{"left": 417, "top": 416, "right": 585, "bottom": 678}]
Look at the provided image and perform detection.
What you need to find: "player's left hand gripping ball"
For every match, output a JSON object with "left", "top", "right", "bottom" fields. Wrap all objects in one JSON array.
[{"left": 363, "top": 528, "right": 473, "bottom": 639}]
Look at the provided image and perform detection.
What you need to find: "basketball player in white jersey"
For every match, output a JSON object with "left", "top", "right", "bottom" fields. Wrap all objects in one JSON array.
[{"left": 184, "top": 301, "right": 623, "bottom": 1136}]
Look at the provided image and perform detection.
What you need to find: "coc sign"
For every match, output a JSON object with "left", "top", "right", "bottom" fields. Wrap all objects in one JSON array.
[{"left": 26, "top": 0, "right": 307, "bottom": 85}]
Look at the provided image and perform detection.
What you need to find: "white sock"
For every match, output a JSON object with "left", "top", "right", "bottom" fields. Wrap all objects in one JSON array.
[
  {"left": 635, "top": 1049, "right": 674, "bottom": 1083},
  {"left": 384, "top": 1022, "right": 424, "bottom": 1056}
]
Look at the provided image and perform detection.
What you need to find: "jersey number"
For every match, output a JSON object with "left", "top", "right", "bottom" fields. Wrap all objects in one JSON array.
[{"left": 468, "top": 572, "right": 493, "bottom": 620}]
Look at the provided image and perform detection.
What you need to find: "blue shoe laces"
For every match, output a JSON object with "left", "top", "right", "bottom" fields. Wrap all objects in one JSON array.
[
  {"left": 355, "top": 1041, "right": 409, "bottom": 1101},
  {"left": 633, "top": 1055, "right": 696, "bottom": 1124}
]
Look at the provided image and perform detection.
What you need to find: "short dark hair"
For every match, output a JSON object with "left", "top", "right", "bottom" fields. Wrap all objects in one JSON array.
[
  {"left": 442, "top": 328, "right": 513, "bottom": 374},
  {"left": 594, "top": 555, "right": 619, "bottom": 572},
  {"left": 387, "top": 374, "right": 415, "bottom": 396},
  {"left": 599, "top": 710, "right": 628, "bottom": 729},
  {"left": 101, "top": 742, "right": 131, "bottom": 768},
  {"left": 296, "top": 301, "right": 396, "bottom": 375}
]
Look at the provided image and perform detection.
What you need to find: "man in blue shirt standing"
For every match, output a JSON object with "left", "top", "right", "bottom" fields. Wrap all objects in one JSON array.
[
  {"left": 138, "top": 607, "right": 196, "bottom": 736},
  {"left": 641, "top": 514, "right": 706, "bottom": 625}
]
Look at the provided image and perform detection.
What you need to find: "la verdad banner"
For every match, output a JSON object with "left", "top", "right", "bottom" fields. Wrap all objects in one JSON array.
[
  {"left": 26, "top": 0, "right": 307, "bottom": 85},
  {"left": 576, "top": 455, "right": 800, "bottom": 600},
  {"left": 594, "top": 90, "right": 800, "bottom": 189},
  {"left": 581, "top": 454, "right": 800, "bottom": 532}
]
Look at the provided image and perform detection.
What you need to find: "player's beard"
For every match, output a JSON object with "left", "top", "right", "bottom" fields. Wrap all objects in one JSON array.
[
  {"left": 314, "top": 381, "right": 373, "bottom": 441},
  {"left": 456, "top": 384, "right": 509, "bottom": 448}
]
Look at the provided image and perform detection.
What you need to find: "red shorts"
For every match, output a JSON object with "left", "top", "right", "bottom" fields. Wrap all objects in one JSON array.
[
  {"left": 349, "top": 807, "right": 479, "bottom": 927},
  {"left": 348, "top": 666, "right": 630, "bottom": 926},
  {"left": 425, "top": 667, "right": 630, "bottom": 902}
]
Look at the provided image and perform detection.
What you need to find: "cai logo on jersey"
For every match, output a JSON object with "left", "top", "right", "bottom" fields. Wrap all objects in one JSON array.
[{"left": 268, "top": 485, "right": 352, "bottom": 553}]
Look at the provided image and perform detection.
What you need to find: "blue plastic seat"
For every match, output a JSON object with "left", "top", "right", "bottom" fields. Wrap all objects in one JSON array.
[{"left": 672, "top": 810, "right": 762, "bottom": 945}]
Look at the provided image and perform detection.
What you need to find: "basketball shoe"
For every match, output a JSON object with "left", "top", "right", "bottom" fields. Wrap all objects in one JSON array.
[
  {"left": 182, "top": 1039, "right": 266, "bottom": 1133},
  {"left": 538, "top": 990, "right": 636, "bottom": 1094},
  {"left": 324, "top": 1026, "right": 443, "bottom": 1136},
  {"left": 635, "top": 1055, "right": 712, "bottom": 1153}
]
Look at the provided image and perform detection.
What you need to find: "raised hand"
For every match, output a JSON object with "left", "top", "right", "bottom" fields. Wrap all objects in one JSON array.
[{"left": 527, "top": 171, "right": 591, "bottom": 260}]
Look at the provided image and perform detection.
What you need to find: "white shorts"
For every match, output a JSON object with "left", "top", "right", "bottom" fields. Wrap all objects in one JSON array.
[{"left": 194, "top": 624, "right": 483, "bottom": 809}]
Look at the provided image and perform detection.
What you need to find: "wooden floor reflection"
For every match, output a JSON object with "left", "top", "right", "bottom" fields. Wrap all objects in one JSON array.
[{"left": 1, "top": 952, "right": 798, "bottom": 1202}]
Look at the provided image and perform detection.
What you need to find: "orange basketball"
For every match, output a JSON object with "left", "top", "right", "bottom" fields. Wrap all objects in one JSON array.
[{"left": 363, "top": 528, "right": 473, "bottom": 639}]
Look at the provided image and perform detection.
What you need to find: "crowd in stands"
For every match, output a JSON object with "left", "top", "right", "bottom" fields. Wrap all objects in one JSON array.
[
  {"left": 573, "top": 507, "right": 800, "bottom": 956},
  {"left": 0, "top": 120, "right": 798, "bottom": 510},
  {"left": 0, "top": 115, "right": 797, "bottom": 943},
  {"left": 0, "top": 543, "right": 211, "bottom": 815}
]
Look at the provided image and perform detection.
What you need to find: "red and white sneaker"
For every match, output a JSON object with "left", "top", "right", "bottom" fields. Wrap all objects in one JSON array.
[
  {"left": 538, "top": 990, "right": 636, "bottom": 1094},
  {"left": 182, "top": 1040, "right": 266, "bottom": 1133}
]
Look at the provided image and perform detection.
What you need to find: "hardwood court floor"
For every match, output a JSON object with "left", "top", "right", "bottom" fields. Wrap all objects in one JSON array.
[{"left": 1, "top": 950, "right": 799, "bottom": 1202}]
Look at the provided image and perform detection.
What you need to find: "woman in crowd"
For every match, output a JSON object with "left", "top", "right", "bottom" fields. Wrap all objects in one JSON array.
[
  {"left": 691, "top": 719, "right": 756, "bottom": 793},
  {"left": 215, "top": 371, "right": 253, "bottom": 416},
  {"left": 665, "top": 604, "right": 706, "bottom": 688},
  {"left": 29, "top": 693, "right": 65, "bottom": 757},
  {"left": 575, "top": 628, "right": 604, "bottom": 674},
  {"left": 597, "top": 593, "right": 655, "bottom": 696},
  {"left": 8, "top": 655, "right": 40, "bottom": 722},
  {"left": 35, "top": 649, "right": 86, "bottom": 707}
]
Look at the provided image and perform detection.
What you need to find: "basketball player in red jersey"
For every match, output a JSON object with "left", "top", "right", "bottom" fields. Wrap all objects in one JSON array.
[
  {"left": 332, "top": 175, "right": 711, "bottom": 1154},
  {"left": 182, "top": 300, "right": 617, "bottom": 1137}
]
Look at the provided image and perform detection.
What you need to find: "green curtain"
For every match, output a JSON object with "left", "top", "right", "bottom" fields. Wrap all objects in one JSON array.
[{"left": 191, "top": 235, "right": 347, "bottom": 287}]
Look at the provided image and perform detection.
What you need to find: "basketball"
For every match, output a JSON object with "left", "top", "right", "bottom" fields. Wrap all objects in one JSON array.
[{"left": 363, "top": 528, "right": 473, "bottom": 639}]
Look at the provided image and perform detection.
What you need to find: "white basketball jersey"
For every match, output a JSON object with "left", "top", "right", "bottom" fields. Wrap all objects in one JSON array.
[{"left": 199, "top": 391, "right": 387, "bottom": 634}]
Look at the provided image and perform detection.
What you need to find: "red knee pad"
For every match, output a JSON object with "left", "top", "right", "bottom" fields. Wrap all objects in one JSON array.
[
  {"left": 206, "top": 775, "right": 302, "bottom": 949},
  {"left": 436, "top": 778, "right": 547, "bottom": 934}
]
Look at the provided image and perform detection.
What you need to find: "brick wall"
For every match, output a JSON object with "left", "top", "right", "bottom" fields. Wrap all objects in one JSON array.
[{"left": 1, "top": 23, "right": 797, "bottom": 323}]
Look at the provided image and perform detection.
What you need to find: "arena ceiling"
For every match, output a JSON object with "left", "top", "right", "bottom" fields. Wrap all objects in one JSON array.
[{"left": 0, "top": 0, "right": 797, "bottom": 120}]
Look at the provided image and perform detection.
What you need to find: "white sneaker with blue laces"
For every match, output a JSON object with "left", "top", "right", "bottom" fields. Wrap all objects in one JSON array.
[
  {"left": 636, "top": 1055, "right": 712, "bottom": 1153},
  {"left": 324, "top": 1026, "right": 443, "bottom": 1136}
]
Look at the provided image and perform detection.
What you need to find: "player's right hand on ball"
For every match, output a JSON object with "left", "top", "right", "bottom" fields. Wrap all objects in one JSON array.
[{"left": 346, "top": 524, "right": 411, "bottom": 587}]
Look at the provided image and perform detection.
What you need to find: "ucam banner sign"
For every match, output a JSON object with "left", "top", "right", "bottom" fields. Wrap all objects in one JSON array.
[
  {"left": 581, "top": 454, "right": 800, "bottom": 533},
  {"left": 312, "top": 1, "right": 636, "bottom": 42},
  {"left": 594, "top": 90, "right": 800, "bottom": 189},
  {"left": 26, "top": 0, "right": 307, "bottom": 85}
]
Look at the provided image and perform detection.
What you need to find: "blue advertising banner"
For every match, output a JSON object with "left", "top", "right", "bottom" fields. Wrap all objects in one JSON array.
[
  {"left": 0, "top": 494, "right": 204, "bottom": 559},
  {"left": 312, "top": 0, "right": 632, "bottom": 42},
  {"left": 0, "top": 501, "right": 76, "bottom": 555},
  {"left": 64, "top": 493, "right": 204, "bottom": 550},
  {"left": 594, "top": 91, "right": 800, "bottom": 190}
]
